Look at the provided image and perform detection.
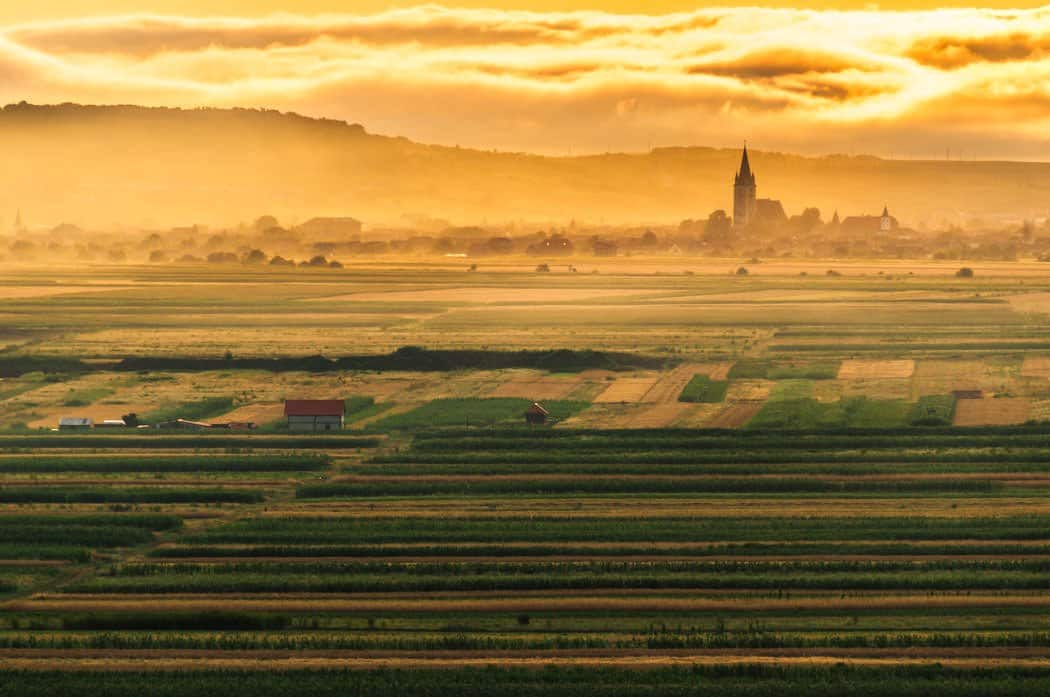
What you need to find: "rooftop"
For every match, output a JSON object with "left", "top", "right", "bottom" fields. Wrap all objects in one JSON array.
[{"left": 284, "top": 399, "right": 345, "bottom": 417}]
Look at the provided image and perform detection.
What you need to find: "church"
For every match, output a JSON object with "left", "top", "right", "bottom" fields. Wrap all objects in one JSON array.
[
  {"left": 733, "top": 146, "right": 757, "bottom": 228},
  {"left": 731, "top": 147, "right": 893, "bottom": 233},
  {"left": 732, "top": 147, "right": 786, "bottom": 228}
]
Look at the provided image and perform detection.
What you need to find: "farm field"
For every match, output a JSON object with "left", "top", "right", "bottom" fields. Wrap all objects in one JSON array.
[{"left": 4, "top": 260, "right": 1050, "bottom": 691}]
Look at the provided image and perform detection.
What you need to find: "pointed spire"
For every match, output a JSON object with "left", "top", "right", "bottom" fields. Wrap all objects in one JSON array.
[
  {"left": 735, "top": 145, "right": 755, "bottom": 186},
  {"left": 881, "top": 205, "right": 889, "bottom": 217}
]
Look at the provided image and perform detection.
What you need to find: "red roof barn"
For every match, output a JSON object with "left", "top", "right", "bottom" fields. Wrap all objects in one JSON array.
[{"left": 284, "top": 400, "right": 345, "bottom": 431}]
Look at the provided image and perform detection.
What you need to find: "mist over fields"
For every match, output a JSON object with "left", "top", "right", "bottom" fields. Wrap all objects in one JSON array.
[{"left": 1, "top": 102, "right": 1049, "bottom": 230}]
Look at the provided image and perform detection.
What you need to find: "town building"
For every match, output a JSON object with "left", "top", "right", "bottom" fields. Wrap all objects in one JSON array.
[
  {"left": 58, "top": 417, "right": 93, "bottom": 431},
  {"left": 295, "top": 217, "right": 362, "bottom": 238},
  {"left": 284, "top": 400, "right": 345, "bottom": 432}
]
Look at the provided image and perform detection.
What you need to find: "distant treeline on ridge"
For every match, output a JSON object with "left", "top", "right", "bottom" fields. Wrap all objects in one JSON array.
[{"left": 0, "top": 347, "right": 667, "bottom": 377}]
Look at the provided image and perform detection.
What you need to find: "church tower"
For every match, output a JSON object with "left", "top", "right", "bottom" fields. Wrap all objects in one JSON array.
[
  {"left": 733, "top": 146, "right": 757, "bottom": 228},
  {"left": 879, "top": 205, "right": 893, "bottom": 232}
]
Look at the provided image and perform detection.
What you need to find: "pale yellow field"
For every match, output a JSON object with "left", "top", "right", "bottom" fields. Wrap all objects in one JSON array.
[
  {"left": 725, "top": 380, "right": 774, "bottom": 401},
  {"left": 838, "top": 359, "right": 916, "bottom": 379},
  {"left": 706, "top": 402, "right": 765, "bottom": 428},
  {"left": 1021, "top": 356, "right": 1050, "bottom": 379},
  {"left": 592, "top": 375, "right": 662, "bottom": 403},
  {"left": 317, "top": 287, "right": 661, "bottom": 303},
  {"left": 953, "top": 398, "right": 1032, "bottom": 426},
  {"left": 488, "top": 371, "right": 584, "bottom": 400}
]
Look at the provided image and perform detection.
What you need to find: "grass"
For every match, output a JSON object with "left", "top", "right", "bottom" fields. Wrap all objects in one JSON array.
[
  {"left": 677, "top": 374, "right": 728, "bottom": 403},
  {"left": 747, "top": 396, "right": 928, "bottom": 430},
  {"left": 728, "top": 360, "right": 840, "bottom": 380},
  {"left": 61, "top": 386, "right": 116, "bottom": 407},
  {"left": 910, "top": 394, "right": 958, "bottom": 426},
  {"left": 371, "top": 398, "right": 589, "bottom": 430},
  {"left": 141, "top": 396, "right": 236, "bottom": 424}
]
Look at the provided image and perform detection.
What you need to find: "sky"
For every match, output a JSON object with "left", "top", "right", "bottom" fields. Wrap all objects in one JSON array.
[{"left": 1, "top": 2, "right": 1049, "bottom": 159}]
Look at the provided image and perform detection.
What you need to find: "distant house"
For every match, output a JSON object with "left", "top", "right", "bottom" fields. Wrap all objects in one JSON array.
[
  {"left": 285, "top": 400, "right": 344, "bottom": 432},
  {"left": 296, "top": 217, "right": 362, "bottom": 238},
  {"left": 95, "top": 419, "right": 132, "bottom": 429},
  {"left": 156, "top": 418, "right": 212, "bottom": 430},
  {"left": 58, "top": 417, "right": 93, "bottom": 431},
  {"left": 525, "top": 402, "right": 550, "bottom": 426}
]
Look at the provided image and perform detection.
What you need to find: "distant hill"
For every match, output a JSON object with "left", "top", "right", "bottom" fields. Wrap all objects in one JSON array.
[{"left": 0, "top": 102, "right": 1047, "bottom": 229}]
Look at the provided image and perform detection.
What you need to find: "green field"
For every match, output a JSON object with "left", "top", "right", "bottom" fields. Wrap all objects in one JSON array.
[{"left": 2, "top": 262, "right": 1050, "bottom": 691}]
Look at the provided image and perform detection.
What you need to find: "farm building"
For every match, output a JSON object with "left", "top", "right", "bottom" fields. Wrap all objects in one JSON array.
[
  {"left": 525, "top": 402, "right": 550, "bottom": 425},
  {"left": 58, "top": 417, "right": 93, "bottom": 431},
  {"left": 156, "top": 419, "right": 212, "bottom": 431},
  {"left": 285, "top": 400, "right": 344, "bottom": 432},
  {"left": 295, "top": 217, "right": 362, "bottom": 238}
]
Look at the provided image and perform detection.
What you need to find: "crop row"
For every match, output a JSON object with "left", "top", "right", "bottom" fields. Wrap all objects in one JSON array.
[
  {"left": 295, "top": 478, "right": 1001, "bottom": 498},
  {"left": 371, "top": 449, "right": 1050, "bottom": 467},
  {"left": 353, "top": 459, "right": 1050, "bottom": 476},
  {"left": 0, "top": 488, "right": 264, "bottom": 504},
  {"left": 149, "top": 541, "right": 1050, "bottom": 559},
  {"left": 409, "top": 429, "right": 1050, "bottom": 449},
  {"left": 0, "top": 436, "right": 379, "bottom": 449},
  {"left": 7, "top": 665, "right": 1050, "bottom": 697},
  {"left": 7, "top": 630, "right": 1050, "bottom": 651},
  {"left": 188, "top": 515, "right": 1050, "bottom": 544},
  {"left": 0, "top": 455, "right": 327, "bottom": 473},
  {"left": 105, "top": 558, "right": 1050, "bottom": 575},
  {"left": 0, "top": 514, "right": 180, "bottom": 548},
  {"left": 67, "top": 569, "right": 1050, "bottom": 593}
]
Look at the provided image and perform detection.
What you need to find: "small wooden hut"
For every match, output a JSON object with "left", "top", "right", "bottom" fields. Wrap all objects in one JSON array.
[{"left": 524, "top": 402, "right": 550, "bottom": 425}]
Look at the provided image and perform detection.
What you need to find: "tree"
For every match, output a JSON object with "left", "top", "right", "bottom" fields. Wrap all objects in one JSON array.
[
  {"left": 956, "top": 267, "right": 974, "bottom": 278},
  {"left": 242, "top": 248, "right": 267, "bottom": 264},
  {"left": 254, "top": 215, "right": 279, "bottom": 233},
  {"left": 704, "top": 210, "right": 732, "bottom": 244}
]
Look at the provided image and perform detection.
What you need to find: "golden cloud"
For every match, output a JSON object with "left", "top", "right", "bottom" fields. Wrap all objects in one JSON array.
[{"left": 1, "top": 6, "right": 1049, "bottom": 158}]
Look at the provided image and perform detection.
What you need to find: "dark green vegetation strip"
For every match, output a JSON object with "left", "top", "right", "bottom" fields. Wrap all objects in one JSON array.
[
  {"left": 0, "top": 436, "right": 379, "bottom": 449},
  {"left": 297, "top": 478, "right": 1000, "bottom": 498},
  {"left": 7, "top": 630, "right": 1050, "bottom": 651},
  {"left": 0, "top": 347, "right": 667, "bottom": 377},
  {"left": 187, "top": 516, "right": 1050, "bottom": 544},
  {"left": 409, "top": 426, "right": 1050, "bottom": 445},
  {"left": 5, "top": 666, "right": 1050, "bottom": 697},
  {"left": 677, "top": 374, "right": 727, "bottom": 403},
  {"left": 150, "top": 541, "right": 1050, "bottom": 558},
  {"left": 0, "top": 488, "right": 264, "bottom": 504},
  {"left": 0, "top": 514, "right": 181, "bottom": 548},
  {"left": 0, "top": 455, "right": 328, "bottom": 472}
]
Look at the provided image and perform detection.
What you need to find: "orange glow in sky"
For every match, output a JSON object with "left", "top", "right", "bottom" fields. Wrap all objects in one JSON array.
[{"left": 1, "top": 3, "right": 1048, "bottom": 158}]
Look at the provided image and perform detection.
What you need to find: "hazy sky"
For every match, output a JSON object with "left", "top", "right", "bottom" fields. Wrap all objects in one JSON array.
[{"left": 2, "top": 3, "right": 1049, "bottom": 158}]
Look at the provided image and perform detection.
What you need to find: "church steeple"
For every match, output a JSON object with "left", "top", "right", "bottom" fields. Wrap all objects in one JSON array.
[
  {"left": 735, "top": 146, "right": 755, "bottom": 187},
  {"left": 733, "top": 145, "right": 757, "bottom": 228}
]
